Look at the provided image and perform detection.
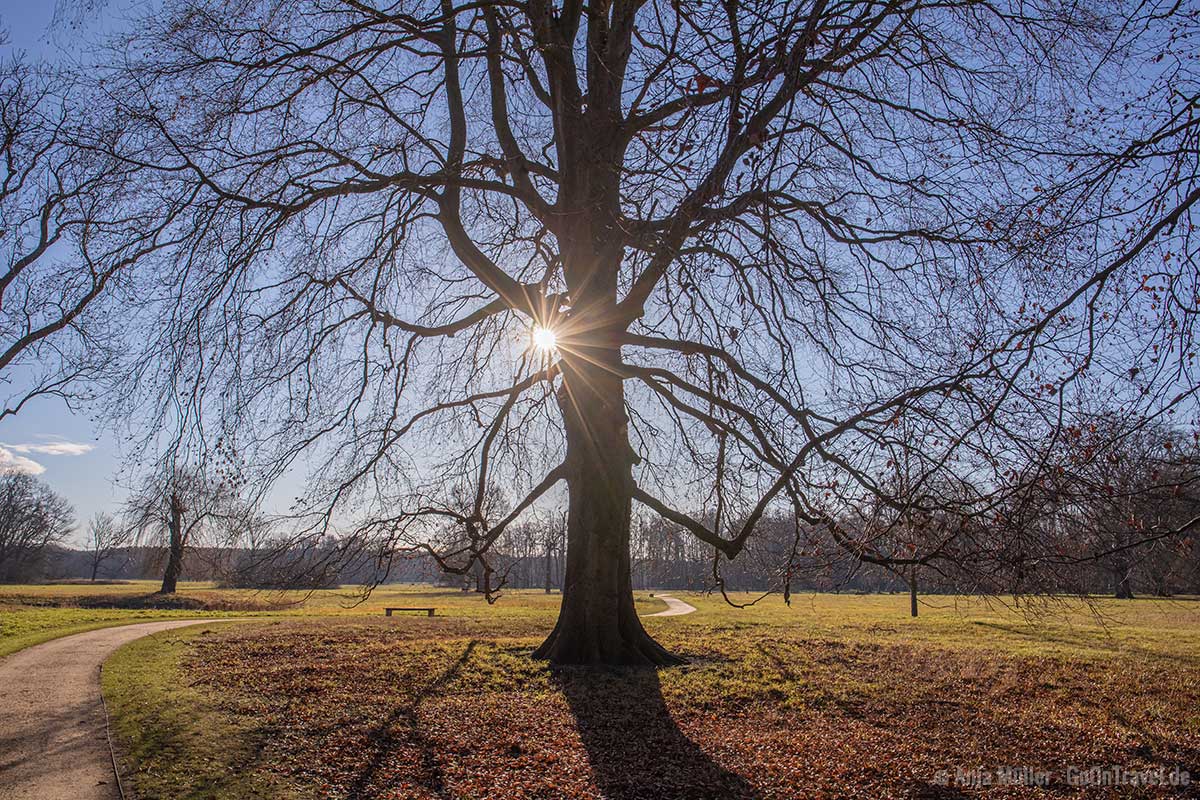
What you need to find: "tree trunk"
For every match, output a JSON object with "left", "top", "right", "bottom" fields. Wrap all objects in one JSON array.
[
  {"left": 473, "top": 557, "right": 488, "bottom": 594},
  {"left": 533, "top": 351, "right": 681, "bottom": 666},
  {"left": 544, "top": 535, "right": 554, "bottom": 594},
  {"left": 1115, "top": 570, "right": 1135, "bottom": 600},
  {"left": 909, "top": 565, "right": 919, "bottom": 618},
  {"left": 159, "top": 492, "right": 185, "bottom": 594}
]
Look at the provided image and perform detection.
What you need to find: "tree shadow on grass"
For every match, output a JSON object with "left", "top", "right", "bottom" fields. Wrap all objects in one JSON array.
[
  {"left": 554, "top": 666, "right": 759, "bottom": 800},
  {"left": 345, "top": 641, "right": 479, "bottom": 799}
]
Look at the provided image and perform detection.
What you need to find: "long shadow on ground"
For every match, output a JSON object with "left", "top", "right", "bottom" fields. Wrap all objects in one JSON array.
[
  {"left": 555, "top": 666, "right": 759, "bottom": 800},
  {"left": 345, "top": 642, "right": 480, "bottom": 799}
]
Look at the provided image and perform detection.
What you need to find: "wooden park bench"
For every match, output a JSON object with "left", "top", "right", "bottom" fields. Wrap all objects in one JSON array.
[{"left": 384, "top": 606, "right": 436, "bottom": 617}]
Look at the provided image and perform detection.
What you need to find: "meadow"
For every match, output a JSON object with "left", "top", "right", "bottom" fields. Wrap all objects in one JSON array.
[{"left": 3, "top": 583, "right": 1199, "bottom": 798}]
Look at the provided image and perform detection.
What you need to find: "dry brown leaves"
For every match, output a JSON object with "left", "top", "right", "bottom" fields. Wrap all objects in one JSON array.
[{"left": 182, "top": 618, "right": 1200, "bottom": 799}]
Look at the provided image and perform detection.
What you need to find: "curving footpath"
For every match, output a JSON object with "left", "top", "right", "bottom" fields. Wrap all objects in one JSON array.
[
  {"left": 0, "top": 619, "right": 245, "bottom": 800},
  {"left": 643, "top": 593, "right": 697, "bottom": 617},
  {"left": 0, "top": 602, "right": 692, "bottom": 799}
]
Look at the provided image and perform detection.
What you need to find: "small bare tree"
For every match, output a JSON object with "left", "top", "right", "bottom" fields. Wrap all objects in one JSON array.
[{"left": 84, "top": 511, "right": 131, "bottom": 581}]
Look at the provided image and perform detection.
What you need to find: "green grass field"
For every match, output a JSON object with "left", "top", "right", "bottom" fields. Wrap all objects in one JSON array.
[
  {"left": 0, "top": 580, "right": 670, "bottom": 658},
  {"left": 6, "top": 583, "right": 1200, "bottom": 798},
  {"left": 0, "top": 581, "right": 283, "bottom": 657}
]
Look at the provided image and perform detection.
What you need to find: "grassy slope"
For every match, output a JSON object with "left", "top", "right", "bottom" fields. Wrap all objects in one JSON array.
[{"left": 89, "top": 586, "right": 1200, "bottom": 799}]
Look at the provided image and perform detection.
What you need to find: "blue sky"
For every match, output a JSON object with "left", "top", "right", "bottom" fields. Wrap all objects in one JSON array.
[{"left": 0, "top": 2, "right": 52, "bottom": 52}]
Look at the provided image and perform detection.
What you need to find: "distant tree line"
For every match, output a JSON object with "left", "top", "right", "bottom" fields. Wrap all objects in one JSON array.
[
  {"left": 4, "top": 410, "right": 1199, "bottom": 602},
  {"left": 472, "top": 507, "right": 1200, "bottom": 600},
  {"left": 4, "top": 540, "right": 438, "bottom": 588},
  {"left": 11, "top": 504, "right": 1197, "bottom": 600}
]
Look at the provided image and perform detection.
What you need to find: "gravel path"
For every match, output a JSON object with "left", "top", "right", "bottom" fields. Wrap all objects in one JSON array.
[
  {"left": 643, "top": 594, "right": 698, "bottom": 617},
  {"left": 0, "top": 619, "right": 245, "bottom": 800}
]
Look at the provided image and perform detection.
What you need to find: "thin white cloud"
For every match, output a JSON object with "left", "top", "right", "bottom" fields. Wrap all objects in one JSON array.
[
  {"left": 1, "top": 441, "right": 95, "bottom": 456},
  {"left": 0, "top": 438, "right": 94, "bottom": 474},
  {"left": 0, "top": 446, "right": 46, "bottom": 475}
]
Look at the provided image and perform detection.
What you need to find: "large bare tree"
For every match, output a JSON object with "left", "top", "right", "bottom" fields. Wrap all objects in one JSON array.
[{"left": 97, "top": 0, "right": 1198, "bottom": 663}]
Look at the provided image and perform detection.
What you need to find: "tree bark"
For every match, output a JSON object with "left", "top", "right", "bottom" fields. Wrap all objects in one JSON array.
[
  {"left": 473, "top": 557, "right": 489, "bottom": 594},
  {"left": 909, "top": 565, "right": 919, "bottom": 618},
  {"left": 533, "top": 349, "right": 682, "bottom": 666},
  {"left": 159, "top": 492, "right": 185, "bottom": 594},
  {"left": 1110, "top": 552, "right": 1135, "bottom": 599}
]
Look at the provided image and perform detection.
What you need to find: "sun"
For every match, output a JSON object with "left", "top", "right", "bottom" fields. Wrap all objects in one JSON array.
[{"left": 531, "top": 326, "right": 558, "bottom": 353}]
